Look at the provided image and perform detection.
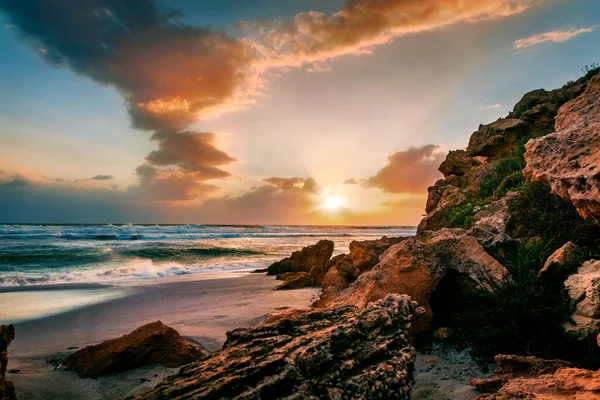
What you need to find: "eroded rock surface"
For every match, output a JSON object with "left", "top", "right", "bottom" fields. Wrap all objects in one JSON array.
[
  {"left": 136, "top": 294, "right": 424, "bottom": 400},
  {"left": 467, "top": 118, "right": 527, "bottom": 158},
  {"left": 539, "top": 241, "right": 583, "bottom": 277},
  {"left": 275, "top": 271, "right": 313, "bottom": 290},
  {"left": 524, "top": 74, "right": 600, "bottom": 224},
  {"left": 267, "top": 240, "right": 334, "bottom": 275},
  {"left": 0, "top": 325, "right": 16, "bottom": 400},
  {"left": 348, "top": 236, "right": 406, "bottom": 272},
  {"left": 563, "top": 260, "right": 600, "bottom": 340},
  {"left": 62, "top": 321, "right": 205, "bottom": 378}
]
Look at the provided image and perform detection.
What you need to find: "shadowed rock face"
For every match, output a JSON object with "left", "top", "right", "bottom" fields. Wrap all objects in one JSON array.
[
  {"left": 0, "top": 325, "right": 16, "bottom": 400},
  {"left": 467, "top": 119, "right": 527, "bottom": 158},
  {"left": 267, "top": 240, "right": 334, "bottom": 275},
  {"left": 135, "top": 294, "right": 424, "bottom": 400},
  {"left": 62, "top": 321, "right": 205, "bottom": 378},
  {"left": 563, "top": 260, "right": 600, "bottom": 340},
  {"left": 524, "top": 74, "right": 600, "bottom": 224}
]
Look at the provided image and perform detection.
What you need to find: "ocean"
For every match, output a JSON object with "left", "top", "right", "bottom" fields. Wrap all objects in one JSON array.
[{"left": 0, "top": 224, "right": 416, "bottom": 287}]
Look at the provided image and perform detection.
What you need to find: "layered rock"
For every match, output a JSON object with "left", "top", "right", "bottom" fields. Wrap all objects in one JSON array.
[
  {"left": 524, "top": 74, "right": 600, "bottom": 224},
  {"left": 0, "top": 325, "right": 16, "bottom": 400},
  {"left": 315, "top": 229, "right": 509, "bottom": 329},
  {"left": 136, "top": 294, "right": 424, "bottom": 400},
  {"left": 563, "top": 260, "right": 600, "bottom": 340},
  {"left": 62, "top": 321, "right": 205, "bottom": 378},
  {"left": 470, "top": 354, "right": 573, "bottom": 394},
  {"left": 267, "top": 240, "right": 334, "bottom": 275}
]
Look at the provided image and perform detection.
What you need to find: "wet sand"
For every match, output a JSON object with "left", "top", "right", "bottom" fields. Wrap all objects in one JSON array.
[{"left": 5, "top": 272, "right": 320, "bottom": 400}]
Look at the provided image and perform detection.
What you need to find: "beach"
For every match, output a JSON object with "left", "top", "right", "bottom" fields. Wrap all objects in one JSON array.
[{"left": 4, "top": 272, "right": 320, "bottom": 400}]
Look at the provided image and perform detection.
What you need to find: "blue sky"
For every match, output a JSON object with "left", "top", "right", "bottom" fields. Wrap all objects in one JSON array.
[{"left": 0, "top": 0, "right": 598, "bottom": 224}]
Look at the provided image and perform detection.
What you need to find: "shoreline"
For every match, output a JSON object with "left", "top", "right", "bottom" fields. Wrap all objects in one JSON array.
[{"left": 6, "top": 273, "right": 320, "bottom": 400}]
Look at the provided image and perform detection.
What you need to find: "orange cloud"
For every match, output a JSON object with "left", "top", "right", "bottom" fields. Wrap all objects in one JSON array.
[
  {"left": 365, "top": 145, "right": 446, "bottom": 194},
  {"left": 514, "top": 27, "right": 593, "bottom": 50}
]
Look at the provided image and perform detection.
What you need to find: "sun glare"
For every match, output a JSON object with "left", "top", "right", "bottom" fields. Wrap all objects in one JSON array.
[{"left": 323, "top": 195, "right": 344, "bottom": 211}]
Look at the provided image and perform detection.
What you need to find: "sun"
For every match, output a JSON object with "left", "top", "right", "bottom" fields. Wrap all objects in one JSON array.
[{"left": 323, "top": 195, "right": 345, "bottom": 211}]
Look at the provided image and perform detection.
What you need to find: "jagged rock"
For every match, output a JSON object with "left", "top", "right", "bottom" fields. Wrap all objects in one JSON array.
[
  {"left": 467, "top": 193, "right": 517, "bottom": 251},
  {"left": 136, "top": 294, "right": 424, "bottom": 400},
  {"left": 524, "top": 73, "right": 600, "bottom": 224},
  {"left": 348, "top": 236, "right": 406, "bottom": 272},
  {"left": 308, "top": 264, "right": 327, "bottom": 286},
  {"left": 320, "top": 254, "right": 357, "bottom": 291},
  {"left": 467, "top": 118, "right": 527, "bottom": 158},
  {"left": 476, "top": 367, "right": 600, "bottom": 399},
  {"left": 275, "top": 272, "right": 313, "bottom": 290},
  {"left": 439, "top": 150, "right": 480, "bottom": 177},
  {"left": 470, "top": 354, "right": 573, "bottom": 394},
  {"left": 62, "top": 321, "right": 205, "bottom": 378},
  {"left": 563, "top": 260, "right": 600, "bottom": 340},
  {"left": 267, "top": 240, "right": 334, "bottom": 275},
  {"left": 0, "top": 325, "right": 16, "bottom": 400},
  {"left": 316, "top": 229, "right": 509, "bottom": 329},
  {"left": 539, "top": 242, "right": 583, "bottom": 277},
  {"left": 424, "top": 176, "right": 462, "bottom": 214},
  {"left": 417, "top": 186, "right": 467, "bottom": 232}
]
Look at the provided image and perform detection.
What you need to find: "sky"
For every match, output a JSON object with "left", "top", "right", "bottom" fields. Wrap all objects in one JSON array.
[{"left": 0, "top": 0, "right": 599, "bottom": 225}]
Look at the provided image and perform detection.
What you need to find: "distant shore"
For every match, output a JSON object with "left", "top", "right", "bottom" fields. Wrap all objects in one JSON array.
[{"left": 6, "top": 272, "right": 320, "bottom": 400}]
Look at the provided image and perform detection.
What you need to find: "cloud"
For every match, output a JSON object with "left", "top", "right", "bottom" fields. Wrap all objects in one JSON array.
[
  {"left": 263, "top": 177, "right": 321, "bottom": 194},
  {"left": 343, "top": 178, "right": 360, "bottom": 185},
  {"left": 514, "top": 27, "right": 593, "bottom": 50},
  {"left": 365, "top": 145, "right": 446, "bottom": 194},
  {"left": 90, "top": 175, "right": 114, "bottom": 181},
  {"left": 484, "top": 104, "right": 502, "bottom": 109}
]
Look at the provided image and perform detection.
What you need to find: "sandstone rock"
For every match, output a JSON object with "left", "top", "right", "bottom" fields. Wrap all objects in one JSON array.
[
  {"left": 275, "top": 271, "right": 313, "bottom": 290},
  {"left": 318, "top": 229, "right": 509, "bottom": 330},
  {"left": 417, "top": 186, "right": 467, "bottom": 232},
  {"left": 467, "top": 193, "right": 516, "bottom": 251},
  {"left": 439, "top": 150, "right": 480, "bottom": 177},
  {"left": 539, "top": 242, "right": 583, "bottom": 277},
  {"left": 424, "top": 176, "right": 462, "bottom": 214},
  {"left": 62, "top": 321, "right": 205, "bottom": 378},
  {"left": 563, "top": 260, "right": 600, "bottom": 340},
  {"left": 467, "top": 118, "right": 527, "bottom": 158},
  {"left": 476, "top": 367, "right": 600, "bottom": 399},
  {"left": 308, "top": 264, "right": 327, "bottom": 286},
  {"left": 348, "top": 236, "right": 406, "bottom": 272},
  {"left": 136, "top": 294, "right": 424, "bottom": 400},
  {"left": 524, "top": 73, "right": 600, "bottom": 224},
  {"left": 267, "top": 240, "right": 334, "bottom": 275},
  {"left": 0, "top": 325, "right": 16, "bottom": 400},
  {"left": 470, "top": 354, "right": 573, "bottom": 394}
]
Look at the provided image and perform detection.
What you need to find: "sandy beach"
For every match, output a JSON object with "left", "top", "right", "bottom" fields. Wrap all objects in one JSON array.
[{"left": 4, "top": 272, "right": 320, "bottom": 400}]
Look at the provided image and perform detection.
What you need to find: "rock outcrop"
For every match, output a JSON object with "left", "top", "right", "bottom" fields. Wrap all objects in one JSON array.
[
  {"left": 349, "top": 236, "right": 406, "bottom": 272},
  {"left": 539, "top": 241, "right": 583, "bottom": 277},
  {"left": 470, "top": 354, "right": 574, "bottom": 394},
  {"left": 466, "top": 193, "right": 516, "bottom": 251},
  {"left": 275, "top": 271, "right": 313, "bottom": 290},
  {"left": 0, "top": 325, "right": 16, "bottom": 400},
  {"left": 524, "top": 74, "right": 600, "bottom": 224},
  {"left": 136, "top": 294, "right": 424, "bottom": 400},
  {"left": 62, "top": 321, "right": 205, "bottom": 378},
  {"left": 563, "top": 260, "right": 600, "bottom": 340},
  {"left": 315, "top": 229, "right": 509, "bottom": 329},
  {"left": 467, "top": 118, "right": 527, "bottom": 158},
  {"left": 267, "top": 240, "right": 334, "bottom": 275}
]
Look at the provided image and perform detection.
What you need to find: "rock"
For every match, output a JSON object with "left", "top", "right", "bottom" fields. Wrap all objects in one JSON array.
[
  {"left": 467, "top": 193, "right": 516, "bottom": 251},
  {"left": 470, "top": 354, "right": 574, "bottom": 394},
  {"left": 539, "top": 242, "right": 583, "bottom": 277},
  {"left": 136, "top": 294, "right": 424, "bottom": 400},
  {"left": 62, "top": 321, "right": 205, "bottom": 378},
  {"left": 267, "top": 240, "right": 334, "bottom": 275},
  {"left": 524, "top": 73, "right": 600, "bottom": 224},
  {"left": 439, "top": 150, "right": 480, "bottom": 177},
  {"left": 275, "top": 271, "right": 313, "bottom": 290},
  {"left": 424, "top": 176, "right": 462, "bottom": 214},
  {"left": 563, "top": 260, "right": 600, "bottom": 340},
  {"left": 485, "top": 367, "right": 600, "bottom": 399},
  {"left": 348, "top": 236, "right": 406, "bottom": 272},
  {"left": 308, "top": 264, "right": 327, "bottom": 286},
  {"left": 320, "top": 254, "right": 356, "bottom": 291},
  {"left": 318, "top": 229, "right": 510, "bottom": 330},
  {"left": 251, "top": 268, "right": 268, "bottom": 273},
  {"left": 0, "top": 325, "right": 16, "bottom": 400},
  {"left": 417, "top": 186, "right": 467, "bottom": 232},
  {"left": 467, "top": 118, "right": 527, "bottom": 158}
]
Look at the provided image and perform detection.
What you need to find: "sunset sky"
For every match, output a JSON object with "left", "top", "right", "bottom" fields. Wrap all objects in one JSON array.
[{"left": 0, "top": 0, "right": 598, "bottom": 225}]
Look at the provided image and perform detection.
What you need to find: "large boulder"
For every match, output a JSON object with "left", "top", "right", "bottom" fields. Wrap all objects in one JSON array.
[
  {"left": 267, "top": 240, "right": 334, "bottom": 275},
  {"left": 316, "top": 229, "right": 509, "bottom": 329},
  {"left": 467, "top": 118, "right": 527, "bottom": 158},
  {"left": 136, "top": 294, "right": 424, "bottom": 400},
  {"left": 470, "top": 354, "right": 574, "bottom": 394},
  {"left": 348, "top": 236, "right": 406, "bottom": 272},
  {"left": 467, "top": 193, "right": 517, "bottom": 251},
  {"left": 62, "top": 321, "right": 205, "bottom": 378},
  {"left": 539, "top": 241, "right": 583, "bottom": 277},
  {"left": 524, "top": 73, "right": 600, "bottom": 224},
  {"left": 275, "top": 271, "right": 313, "bottom": 290},
  {"left": 563, "top": 260, "right": 600, "bottom": 340},
  {"left": 439, "top": 150, "right": 480, "bottom": 177},
  {"left": 0, "top": 325, "right": 16, "bottom": 400}
]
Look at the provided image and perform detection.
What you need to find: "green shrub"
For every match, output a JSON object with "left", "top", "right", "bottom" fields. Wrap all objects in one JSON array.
[{"left": 476, "top": 155, "right": 524, "bottom": 199}]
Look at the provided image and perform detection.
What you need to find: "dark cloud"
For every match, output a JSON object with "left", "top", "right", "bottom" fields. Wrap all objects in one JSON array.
[
  {"left": 90, "top": 175, "right": 114, "bottom": 181},
  {"left": 263, "top": 177, "right": 321, "bottom": 194},
  {"left": 365, "top": 145, "right": 446, "bottom": 194}
]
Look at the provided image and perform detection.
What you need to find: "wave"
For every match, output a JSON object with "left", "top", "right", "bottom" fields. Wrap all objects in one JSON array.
[{"left": 121, "top": 247, "right": 265, "bottom": 260}]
